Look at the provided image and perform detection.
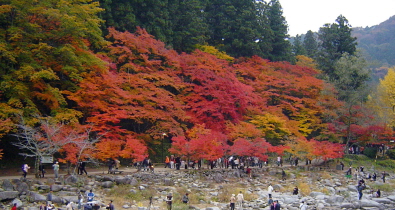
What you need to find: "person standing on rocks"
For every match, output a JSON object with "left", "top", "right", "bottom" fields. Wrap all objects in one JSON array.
[
  {"left": 357, "top": 183, "right": 364, "bottom": 200},
  {"left": 273, "top": 200, "right": 281, "bottom": 210},
  {"left": 281, "top": 169, "right": 286, "bottom": 181},
  {"left": 236, "top": 191, "right": 244, "bottom": 209},
  {"left": 11, "top": 203, "right": 17, "bottom": 210},
  {"left": 166, "top": 192, "right": 173, "bottom": 210},
  {"left": 230, "top": 194, "right": 236, "bottom": 210},
  {"left": 52, "top": 161, "right": 59, "bottom": 178},
  {"left": 381, "top": 171, "right": 386, "bottom": 183},
  {"left": 372, "top": 172, "right": 377, "bottom": 181},
  {"left": 78, "top": 191, "right": 83, "bottom": 209},
  {"left": 268, "top": 184, "right": 274, "bottom": 198}
]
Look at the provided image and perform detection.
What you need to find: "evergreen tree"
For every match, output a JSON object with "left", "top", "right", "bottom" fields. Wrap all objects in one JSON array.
[
  {"left": 292, "top": 35, "right": 306, "bottom": 56},
  {"left": 205, "top": 0, "right": 260, "bottom": 57},
  {"left": 266, "top": 0, "right": 292, "bottom": 61},
  {"left": 171, "top": 0, "right": 209, "bottom": 52},
  {"left": 255, "top": 0, "right": 274, "bottom": 59},
  {"left": 303, "top": 30, "right": 318, "bottom": 59},
  {"left": 317, "top": 15, "right": 357, "bottom": 78}
]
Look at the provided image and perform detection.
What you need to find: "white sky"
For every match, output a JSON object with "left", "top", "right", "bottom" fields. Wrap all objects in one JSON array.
[{"left": 280, "top": 0, "right": 395, "bottom": 36}]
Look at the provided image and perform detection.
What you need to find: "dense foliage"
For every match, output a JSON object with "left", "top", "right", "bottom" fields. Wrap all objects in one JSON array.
[{"left": 0, "top": 0, "right": 393, "bottom": 164}]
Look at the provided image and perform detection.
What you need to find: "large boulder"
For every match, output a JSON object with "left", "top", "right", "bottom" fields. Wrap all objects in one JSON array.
[
  {"left": 16, "top": 182, "right": 29, "bottom": 194},
  {"left": 114, "top": 177, "right": 131, "bottom": 185},
  {"left": 2, "top": 180, "right": 14, "bottom": 191},
  {"left": 62, "top": 196, "right": 79, "bottom": 203},
  {"left": 65, "top": 175, "right": 79, "bottom": 185},
  {"left": 163, "top": 179, "right": 174, "bottom": 186},
  {"left": 11, "top": 198, "right": 23, "bottom": 208},
  {"left": 28, "top": 192, "right": 46, "bottom": 202},
  {"left": 50, "top": 184, "right": 63, "bottom": 192},
  {"left": 101, "top": 181, "right": 114, "bottom": 188},
  {"left": 0, "top": 191, "right": 19, "bottom": 201},
  {"left": 51, "top": 195, "right": 65, "bottom": 204},
  {"left": 37, "top": 185, "right": 50, "bottom": 191},
  {"left": 359, "top": 199, "right": 385, "bottom": 210}
]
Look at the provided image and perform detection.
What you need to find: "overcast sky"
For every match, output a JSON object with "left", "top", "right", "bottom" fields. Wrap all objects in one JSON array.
[{"left": 280, "top": 0, "right": 395, "bottom": 36}]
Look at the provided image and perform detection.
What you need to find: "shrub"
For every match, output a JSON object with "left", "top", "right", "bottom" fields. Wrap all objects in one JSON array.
[
  {"left": 386, "top": 149, "right": 395, "bottom": 160},
  {"left": 364, "top": 147, "right": 378, "bottom": 158}
]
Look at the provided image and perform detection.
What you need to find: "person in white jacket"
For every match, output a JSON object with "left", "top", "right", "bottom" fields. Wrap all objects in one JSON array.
[
  {"left": 299, "top": 201, "right": 307, "bottom": 210},
  {"left": 236, "top": 191, "right": 244, "bottom": 209},
  {"left": 268, "top": 184, "right": 274, "bottom": 198}
]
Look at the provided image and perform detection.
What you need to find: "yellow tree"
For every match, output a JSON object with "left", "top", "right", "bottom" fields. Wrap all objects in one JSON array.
[
  {"left": 371, "top": 67, "right": 395, "bottom": 127},
  {"left": 284, "top": 137, "right": 314, "bottom": 161}
]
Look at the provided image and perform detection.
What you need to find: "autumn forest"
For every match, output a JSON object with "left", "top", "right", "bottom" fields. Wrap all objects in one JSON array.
[{"left": 0, "top": 0, "right": 394, "bottom": 167}]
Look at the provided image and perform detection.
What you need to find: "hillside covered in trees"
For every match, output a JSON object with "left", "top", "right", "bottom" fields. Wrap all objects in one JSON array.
[
  {"left": 353, "top": 15, "right": 395, "bottom": 67},
  {"left": 0, "top": 0, "right": 394, "bottom": 167}
]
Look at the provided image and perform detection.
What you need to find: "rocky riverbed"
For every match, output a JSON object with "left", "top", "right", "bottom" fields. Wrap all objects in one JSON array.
[{"left": 1, "top": 166, "right": 394, "bottom": 210}]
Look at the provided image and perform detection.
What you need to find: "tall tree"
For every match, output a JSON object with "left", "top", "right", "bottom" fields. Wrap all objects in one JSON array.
[
  {"left": 205, "top": 0, "right": 261, "bottom": 57},
  {"left": 317, "top": 15, "right": 357, "bottom": 78},
  {"left": 0, "top": 0, "right": 106, "bottom": 127},
  {"left": 292, "top": 35, "right": 306, "bottom": 56},
  {"left": 303, "top": 30, "right": 318, "bottom": 59},
  {"left": 266, "top": 0, "right": 292, "bottom": 61}
]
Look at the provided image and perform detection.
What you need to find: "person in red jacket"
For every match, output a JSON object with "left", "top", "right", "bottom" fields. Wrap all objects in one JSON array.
[{"left": 11, "top": 203, "right": 17, "bottom": 210}]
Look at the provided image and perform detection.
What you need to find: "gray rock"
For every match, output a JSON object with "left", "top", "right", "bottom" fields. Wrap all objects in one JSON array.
[
  {"left": 102, "top": 181, "right": 114, "bottom": 188},
  {"left": 213, "top": 174, "right": 224, "bottom": 183},
  {"left": 37, "top": 185, "right": 50, "bottom": 191},
  {"left": 347, "top": 185, "right": 358, "bottom": 192},
  {"left": 283, "top": 196, "right": 299, "bottom": 204},
  {"left": 163, "top": 179, "right": 174, "bottom": 186},
  {"left": 115, "top": 177, "right": 131, "bottom": 185},
  {"left": 62, "top": 196, "right": 79, "bottom": 203},
  {"left": 324, "top": 195, "right": 344, "bottom": 204},
  {"left": 372, "top": 198, "right": 393, "bottom": 204},
  {"left": 2, "top": 180, "right": 14, "bottom": 191},
  {"left": 102, "top": 176, "right": 115, "bottom": 182},
  {"left": 387, "top": 195, "right": 395, "bottom": 201},
  {"left": 273, "top": 184, "right": 283, "bottom": 191},
  {"left": 358, "top": 199, "right": 385, "bottom": 210},
  {"left": 28, "top": 192, "right": 46, "bottom": 202},
  {"left": 11, "top": 198, "right": 23, "bottom": 207},
  {"left": 51, "top": 184, "right": 63, "bottom": 192},
  {"left": 122, "top": 204, "right": 130, "bottom": 208},
  {"left": 340, "top": 202, "right": 355, "bottom": 208},
  {"left": 16, "top": 182, "right": 29, "bottom": 194},
  {"left": 65, "top": 175, "right": 79, "bottom": 185},
  {"left": 206, "top": 207, "right": 221, "bottom": 210},
  {"left": 27, "top": 207, "right": 40, "bottom": 210},
  {"left": 309, "top": 191, "right": 324, "bottom": 197},
  {"left": 51, "top": 195, "right": 64, "bottom": 204}
]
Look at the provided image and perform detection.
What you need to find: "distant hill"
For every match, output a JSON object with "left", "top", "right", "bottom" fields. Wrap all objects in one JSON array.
[{"left": 353, "top": 15, "right": 395, "bottom": 67}]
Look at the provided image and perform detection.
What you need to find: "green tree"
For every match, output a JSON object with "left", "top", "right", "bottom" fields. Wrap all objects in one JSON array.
[
  {"left": 205, "top": 0, "right": 260, "bottom": 57},
  {"left": 255, "top": 0, "right": 273, "bottom": 58},
  {"left": 170, "top": 0, "right": 209, "bottom": 52},
  {"left": 303, "top": 30, "right": 318, "bottom": 59},
  {"left": 292, "top": 34, "right": 306, "bottom": 56},
  {"left": 317, "top": 15, "right": 357, "bottom": 78},
  {"left": 266, "top": 0, "right": 292, "bottom": 61},
  {"left": 332, "top": 53, "right": 370, "bottom": 102},
  {"left": 0, "top": 0, "right": 106, "bottom": 125}
]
